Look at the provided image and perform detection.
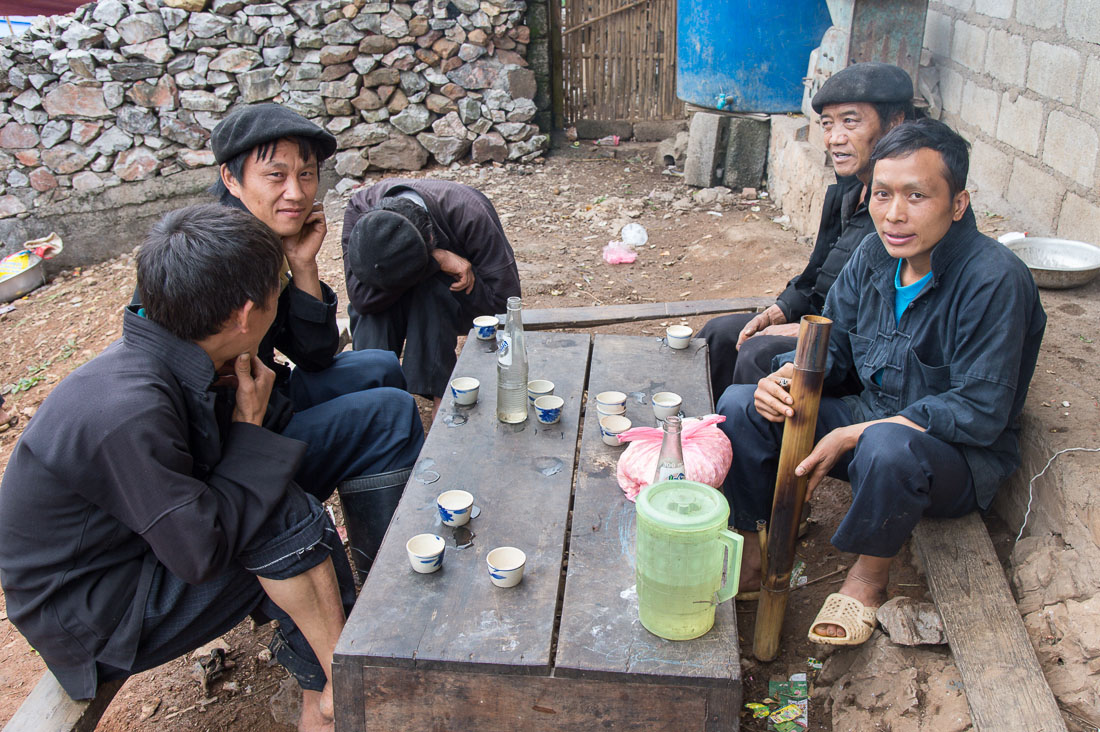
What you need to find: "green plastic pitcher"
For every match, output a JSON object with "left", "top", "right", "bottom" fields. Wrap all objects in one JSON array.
[{"left": 635, "top": 480, "right": 743, "bottom": 640}]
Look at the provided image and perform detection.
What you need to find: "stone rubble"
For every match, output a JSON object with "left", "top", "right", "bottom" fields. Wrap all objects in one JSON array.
[{"left": 0, "top": 0, "right": 548, "bottom": 219}]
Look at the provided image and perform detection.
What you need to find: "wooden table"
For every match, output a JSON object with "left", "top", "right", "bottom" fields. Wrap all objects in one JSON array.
[{"left": 333, "top": 332, "right": 742, "bottom": 731}]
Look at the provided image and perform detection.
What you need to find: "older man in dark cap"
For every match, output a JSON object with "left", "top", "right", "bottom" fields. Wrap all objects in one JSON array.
[
  {"left": 700, "top": 62, "right": 915, "bottom": 394},
  {"left": 160, "top": 103, "right": 425, "bottom": 582},
  {"left": 340, "top": 179, "right": 521, "bottom": 412}
]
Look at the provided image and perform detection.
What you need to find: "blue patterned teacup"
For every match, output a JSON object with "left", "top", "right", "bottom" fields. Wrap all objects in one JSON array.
[
  {"left": 473, "top": 315, "right": 498, "bottom": 340},
  {"left": 450, "top": 376, "right": 480, "bottom": 406},
  {"left": 527, "top": 379, "right": 555, "bottom": 405},
  {"left": 406, "top": 533, "right": 445, "bottom": 574},
  {"left": 437, "top": 489, "right": 474, "bottom": 527},
  {"left": 487, "top": 546, "right": 526, "bottom": 588},
  {"left": 534, "top": 395, "right": 564, "bottom": 425}
]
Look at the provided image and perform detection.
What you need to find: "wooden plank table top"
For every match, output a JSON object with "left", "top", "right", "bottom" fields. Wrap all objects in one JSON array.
[
  {"left": 334, "top": 332, "right": 741, "bottom": 731},
  {"left": 335, "top": 331, "right": 591, "bottom": 673},
  {"left": 556, "top": 334, "right": 741, "bottom": 690}
]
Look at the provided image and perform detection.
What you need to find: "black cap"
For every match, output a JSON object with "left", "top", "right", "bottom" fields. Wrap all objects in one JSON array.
[
  {"left": 811, "top": 62, "right": 914, "bottom": 114},
  {"left": 348, "top": 209, "right": 431, "bottom": 292},
  {"left": 211, "top": 103, "right": 337, "bottom": 164}
]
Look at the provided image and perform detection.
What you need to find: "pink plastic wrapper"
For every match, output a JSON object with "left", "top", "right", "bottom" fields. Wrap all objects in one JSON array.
[
  {"left": 602, "top": 241, "right": 637, "bottom": 264},
  {"left": 615, "top": 415, "right": 732, "bottom": 501}
]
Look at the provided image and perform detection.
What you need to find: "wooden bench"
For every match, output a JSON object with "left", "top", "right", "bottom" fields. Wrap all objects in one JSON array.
[
  {"left": 333, "top": 332, "right": 741, "bottom": 731},
  {"left": 912, "top": 515, "right": 1067, "bottom": 732},
  {"left": 2, "top": 672, "right": 122, "bottom": 732},
  {"left": 504, "top": 297, "right": 771, "bottom": 331}
]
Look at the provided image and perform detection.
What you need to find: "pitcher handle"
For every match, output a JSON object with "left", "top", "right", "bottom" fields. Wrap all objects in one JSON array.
[{"left": 716, "top": 529, "right": 744, "bottom": 604}]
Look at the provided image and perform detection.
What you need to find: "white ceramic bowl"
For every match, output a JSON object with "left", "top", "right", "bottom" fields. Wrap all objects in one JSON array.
[
  {"left": 487, "top": 546, "right": 526, "bottom": 588},
  {"left": 450, "top": 376, "right": 480, "bottom": 406},
  {"left": 666, "top": 324, "right": 693, "bottom": 349},
  {"left": 406, "top": 533, "right": 445, "bottom": 574},
  {"left": 533, "top": 395, "right": 564, "bottom": 424},
  {"left": 437, "top": 489, "right": 474, "bottom": 527},
  {"left": 527, "top": 379, "right": 555, "bottom": 404},
  {"left": 473, "top": 315, "right": 499, "bottom": 340},
  {"left": 652, "top": 391, "right": 683, "bottom": 420},
  {"left": 599, "top": 414, "right": 632, "bottom": 446},
  {"left": 596, "top": 391, "right": 627, "bottom": 408}
]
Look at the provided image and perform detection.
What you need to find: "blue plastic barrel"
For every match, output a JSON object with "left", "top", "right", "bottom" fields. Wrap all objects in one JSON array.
[{"left": 677, "top": 0, "right": 832, "bottom": 113}]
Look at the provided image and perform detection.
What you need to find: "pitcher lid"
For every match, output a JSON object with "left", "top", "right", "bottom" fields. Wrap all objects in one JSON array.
[{"left": 636, "top": 480, "right": 730, "bottom": 530}]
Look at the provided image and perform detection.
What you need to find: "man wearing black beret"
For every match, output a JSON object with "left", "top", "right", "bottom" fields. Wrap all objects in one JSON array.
[
  {"left": 340, "top": 179, "right": 522, "bottom": 412},
  {"left": 186, "top": 103, "right": 425, "bottom": 583},
  {"left": 700, "top": 62, "right": 916, "bottom": 394}
]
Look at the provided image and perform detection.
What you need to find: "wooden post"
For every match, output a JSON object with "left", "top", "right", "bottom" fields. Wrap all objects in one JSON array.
[{"left": 753, "top": 315, "right": 832, "bottom": 662}]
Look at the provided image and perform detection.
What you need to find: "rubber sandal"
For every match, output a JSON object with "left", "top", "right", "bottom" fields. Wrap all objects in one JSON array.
[
  {"left": 0, "top": 414, "right": 17, "bottom": 434},
  {"left": 807, "top": 592, "right": 878, "bottom": 646},
  {"left": 736, "top": 590, "right": 759, "bottom": 602}
]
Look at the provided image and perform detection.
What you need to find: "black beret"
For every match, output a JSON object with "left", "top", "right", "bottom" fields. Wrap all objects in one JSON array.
[
  {"left": 811, "top": 62, "right": 914, "bottom": 114},
  {"left": 211, "top": 103, "right": 337, "bottom": 164},
  {"left": 348, "top": 209, "right": 431, "bottom": 293}
]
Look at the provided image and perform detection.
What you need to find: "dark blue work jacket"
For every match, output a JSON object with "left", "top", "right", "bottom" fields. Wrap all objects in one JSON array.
[{"left": 810, "top": 208, "right": 1046, "bottom": 509}]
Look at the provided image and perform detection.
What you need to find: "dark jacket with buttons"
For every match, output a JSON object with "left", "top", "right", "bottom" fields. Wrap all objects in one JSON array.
[
  {"left": 0, "top": 307, "right": 308, "bottom": 699},
  {"left": 817, "top": 208, "right": 1046, "bottom": 509},
  {"left": 342, "top": 179, "right": 521, "bottom": 320},
  {"left": 775, "top": 175, "right": 875, "bottom": 322}
]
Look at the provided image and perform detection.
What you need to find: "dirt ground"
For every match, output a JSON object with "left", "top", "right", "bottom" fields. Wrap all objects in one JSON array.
[{"left": 0, "top": 147, "right": 1092, "bottom": 731}]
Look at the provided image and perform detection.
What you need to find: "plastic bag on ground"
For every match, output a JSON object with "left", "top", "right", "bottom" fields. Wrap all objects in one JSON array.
[
  {"left": 602, "top": 240, "right": 637, "bottom": 264},
  {"left": 620, "top": 223, "right": 648, "bottom": 247},
  {"left": 615, "top": 415, "right": 732, "bottom": 501}
]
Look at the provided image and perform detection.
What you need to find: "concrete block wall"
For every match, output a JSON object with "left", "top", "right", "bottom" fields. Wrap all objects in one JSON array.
[{"left": 923, "top": 0, "right": 1100, "bottom": 243}]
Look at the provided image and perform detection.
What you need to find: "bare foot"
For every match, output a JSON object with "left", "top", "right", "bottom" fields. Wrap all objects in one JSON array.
[
  {"left": 811, "top": 554, "right": 891, "bottom": 639},
  {"left": 299, "top": 688, "right": 334, "bottom": 732}
]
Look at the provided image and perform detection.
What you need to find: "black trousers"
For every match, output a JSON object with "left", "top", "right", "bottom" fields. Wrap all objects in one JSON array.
[
  {"left": 717, "top": 385, "right": 979, "bottom": 557},
  {"left": 350, "top": 274, "right": 467, "bottom": 399},
  {"left": 96, "top": 489, "right": 356, "bottom": 693},
  {"left": 698, "top": 312, "right": 797, "bottom": 395}
]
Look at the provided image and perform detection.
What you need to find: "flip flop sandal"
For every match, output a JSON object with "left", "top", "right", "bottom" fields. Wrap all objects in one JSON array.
[
  {"left": 0, "top": 414, "right": 18, "bottom": 434},
  {"left": 807, "top": 592, "right": 877, "bottom": 646}
]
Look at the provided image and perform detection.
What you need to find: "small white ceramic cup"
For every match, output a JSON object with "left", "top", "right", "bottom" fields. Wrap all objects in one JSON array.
[
  {"left": 653, "top": 391, "right": 683, "bottom": 420},
  {"left": 437, "top": 489, "right": 474, "bottom": 527},
  {"left": 534, "top": 395, "right": 564, "bottom": 425},
  {"left": 527, "top": 379, "right": 555, "bottom": 405},
  {"left": 450, "top": 376, "right": 480, "bottom": 406},
  {"left": 473, "top": 315, "right": 498, "bottom": 340},
  {"left": 596, "top": 391, "right": 627, "bottom": 410},
  {"left": 406, "top": 533, "right": 445, "bottom": 573},
  {"left": 487, "top": 546, "right": 526, "bottom": 588},
  {"left": 597, "top": 404, "right": 626, "bottom": 416},
  {"left": 666, "top": 324, "right": 693, "bottom": 349},
  {"left": 599, "top": 414, "right": 632, "bottom": 446}
]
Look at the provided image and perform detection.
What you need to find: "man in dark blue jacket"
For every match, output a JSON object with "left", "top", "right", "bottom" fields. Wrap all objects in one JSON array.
[
  {"left": 1, "top": 205, "right": 353, "bottom": 731},
  {"left": 341, "top": 179, "right": 522, "bottom": 411},
  {"left": 718, "top": 119, "right": 1045, "bottom": 646},
  {"left": 203, "top": 103, "right": 425, "bottom": 580},
  {"left": 700, "top": 62, "right": 915, "bottom": 393}
]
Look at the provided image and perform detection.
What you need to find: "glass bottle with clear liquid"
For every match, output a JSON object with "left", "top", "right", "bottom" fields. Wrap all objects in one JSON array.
[
  {"left": 496, "top": 296, "right": 529, "bottom": 423},
  {"left": 652, "top": 415, "right": 687, "bottom": 483}
]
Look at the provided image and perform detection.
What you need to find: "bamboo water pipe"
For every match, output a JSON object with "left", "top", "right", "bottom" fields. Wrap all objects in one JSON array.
[{"left": 752, "top": 315, "right": 832, "bottom": 662}]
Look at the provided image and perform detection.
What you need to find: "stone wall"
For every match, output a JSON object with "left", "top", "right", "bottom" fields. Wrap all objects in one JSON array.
[
  {"left": 923, "top": 0, "right": 1100, "bottom": 241},
  {"left": 0, "top": 0, "right": 548, "bottom": 267}
]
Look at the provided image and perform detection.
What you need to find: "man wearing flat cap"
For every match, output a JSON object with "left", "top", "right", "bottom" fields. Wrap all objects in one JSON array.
[
  {"left": 340, "top": 179, "right": 522, "bottom": 412},
  {"left": 700, "top": 62, "right": 916, "bottom": 394},
  {"left": 155, "top": 103, "right": 426, "bottom": 582}
]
